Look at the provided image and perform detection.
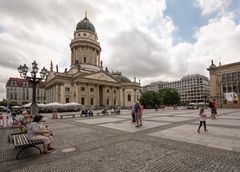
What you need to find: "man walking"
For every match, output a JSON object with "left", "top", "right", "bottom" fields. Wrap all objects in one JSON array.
[{"left": 210, "top": 99, "right": 217, "bottom": 119}]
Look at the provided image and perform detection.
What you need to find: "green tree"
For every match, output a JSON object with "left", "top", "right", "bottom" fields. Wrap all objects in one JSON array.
[
  {"left": 159, "top": 88, "right": 180, "bottom": 105},
  {"left": 139, "top": 91, "right": 162, "bottom": 108},
  {"left": 0, "top": 99, "right": 7, "bottom": 106}
]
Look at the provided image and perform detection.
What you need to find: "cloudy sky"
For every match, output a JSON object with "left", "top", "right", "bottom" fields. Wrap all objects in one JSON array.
[{"left": 0, "top": 0, "right": 240, "bottom": 99}]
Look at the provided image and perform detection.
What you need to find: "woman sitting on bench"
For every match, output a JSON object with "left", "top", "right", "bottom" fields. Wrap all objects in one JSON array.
[{"left": 27, "top": 115, "right": 54, "bottom": 154}]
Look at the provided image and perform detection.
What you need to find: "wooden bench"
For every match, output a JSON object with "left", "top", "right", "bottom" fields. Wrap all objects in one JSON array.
[
  {"left": 60, "top": 114, "right": 76, "bottom": 119},
  {"left": 8, "top": 127, "right": 27, "bottom": 143},
  {"left": 13, "top": 134, "right": 43, "bottom": 160}
]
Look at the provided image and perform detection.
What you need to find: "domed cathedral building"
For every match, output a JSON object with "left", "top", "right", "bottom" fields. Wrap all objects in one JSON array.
[{"left": 45, "top": 14, "right": 141, "bottom": 108}]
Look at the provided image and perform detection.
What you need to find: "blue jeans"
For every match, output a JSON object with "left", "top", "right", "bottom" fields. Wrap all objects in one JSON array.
[{"left": 131, "top": 112, "right": 136, "bottom": 122}]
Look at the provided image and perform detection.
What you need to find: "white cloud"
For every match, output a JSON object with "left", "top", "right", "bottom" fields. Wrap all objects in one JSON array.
[
  {"left": 194, "top": 0, "right": 231, "bottom": 15},
  {"left": 0, "top": 0, "right": 240, "bottom": 100},
  {"left": 169, "top": 13, "right": 240, "bottom": 79}
]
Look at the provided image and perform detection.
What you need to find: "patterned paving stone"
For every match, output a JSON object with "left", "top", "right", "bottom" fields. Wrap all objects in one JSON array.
[
  {"left": 1, "top": 108, "right": 240, "bottom": 171},
  {"left": 193, "top": 118, "right": 240, "bottom": 127},
  {"left": 75, "top": 117, "right": 125, "bottom": 124},
  {"left": 149, "top": 124, "right": 240, "bottom": 152},
  {"left": 145, "top": 116, "right": 194, "bottom": 122},
  {"left": 99, "top": 121, "right": 169, "bottom": 133}
]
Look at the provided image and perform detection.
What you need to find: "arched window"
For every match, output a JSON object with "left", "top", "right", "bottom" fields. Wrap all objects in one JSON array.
[{"left": 128, "top": 94, "right": 131, "bottom": 102}]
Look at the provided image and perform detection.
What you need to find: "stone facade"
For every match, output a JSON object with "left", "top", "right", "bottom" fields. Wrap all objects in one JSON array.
[
  {"left": 6, "top": 77, "right": 46, "bottom": 105},
  {"left": 207, "top": 61, "right": 240, "bottom": 108},
  {"left": 45, "top": 16, "right": 141, "bottom": 108}
]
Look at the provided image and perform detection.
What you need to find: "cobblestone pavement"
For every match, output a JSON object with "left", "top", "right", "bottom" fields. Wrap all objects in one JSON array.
[{"left": 1, "top": 108, "right": 240, "bottom": 172}]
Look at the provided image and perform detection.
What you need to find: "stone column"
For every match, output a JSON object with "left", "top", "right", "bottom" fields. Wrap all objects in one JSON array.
[
  {"left": 117, "top": 88, "right": 120, "bottom": 106},
  {"left": 75, "top": 83, "right": 79, "bottom": 103},
  {"left": 60, "top": 84, "right": 64, "bottom": 103},
  {"left": 102, "top": 86, "right": 105, "bottom": 106},
  {"left": 122, "top": 88, "right": 125, "bottom": 107},
  {"left": 96, "top": 85, "right": 99, "bottom": 106},
  {"left": 95, "top": 50, "right": 97, "bottom": 66},
  {"left": 87, "top": 84, "right": 90, "bottom": 106},
  {"left": 98, "top": 52, "right": 100, "bottom": 67},
  {"left": 71, "top": 48, "right": 73, "bottom": 65},
  {"left": 53, "top": 86, "right": 56, "bottom": 102},
  {"left": 74, "top": 48, "right": 77, "bottom": 64},
  {"left": 134, "top": 89, "right": 137, "bottom": 102},
  {"left": 56, "top": 84, "right": 60, "bottom": 102}
]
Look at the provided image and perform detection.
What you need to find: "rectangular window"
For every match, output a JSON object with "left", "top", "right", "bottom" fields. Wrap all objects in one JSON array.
[
  {"left": 227, "top": 73, "right": 232, "bottom": 82},
  {"left": 90, "top": 88, "right": 94, "bottom": 92},
  {"left": 107, "top": 98, "right": 109, "bottom": 105},
  {"left": 223, "top": 84, "right": 227, "bottom": 93},
  {"left": 81, "top": 87, "right": 85, "bottom": 91},
  {"left": 65, "top": 87, "right": 70, "bottom": 91},
  {"left": 106, "top": 89, "right": 109, "bottom": 93},
  {"left": 238, "top": 82, "right": 240, "bottom": 93},
  {"left": 233, "top": 72, "right": 237, "bottom": 81},
  {"left": 7, "top": 91, "right": 10, "bottom": 99},
  {"left": 128, "top": 94, "right": 131, "bottom": 101},
  {"left": 114, "top": 90, "right": 116, "bottom": 94},
  {"left": 233, "top": 83, "right": 237, "bottom": 92},
  {"left": 14, "top": 91, "right": 17, "bottom": 100},
  {"left": 222, "top": 74, "right": 227, "bottom": 82},
  {"left": 227, "top": 83, "right": 232, "bottom": 92},
  {"left": 65, "top": 98, "right": 70, "bottom": 103},
  {"left": 114, "top": 99, "right": 116, "bottom": 105},
  {"left": 81, "top": 97, "right": 85, "bottom": 105},
  {"left": 90, "top": 98, "right": 94, "bottom": 105}
]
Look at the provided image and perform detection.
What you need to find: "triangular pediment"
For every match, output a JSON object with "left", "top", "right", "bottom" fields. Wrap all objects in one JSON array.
[{"left": 83, "top": 72, "right": 118, "bottom": 82}]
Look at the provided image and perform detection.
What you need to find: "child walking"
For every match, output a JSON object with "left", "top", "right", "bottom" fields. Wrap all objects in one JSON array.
[{"left": 197, "top": 108, "right": 208, "bottom": 133}]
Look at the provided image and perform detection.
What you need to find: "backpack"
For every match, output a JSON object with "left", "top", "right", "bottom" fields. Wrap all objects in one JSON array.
[{"left": 134, "top": 104, "right": 140, "bottom": 113}]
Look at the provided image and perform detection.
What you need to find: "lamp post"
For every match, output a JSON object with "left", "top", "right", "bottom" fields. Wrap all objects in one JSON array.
[{"left": 18, "top": 61, "right": 48, "bottom": 116}]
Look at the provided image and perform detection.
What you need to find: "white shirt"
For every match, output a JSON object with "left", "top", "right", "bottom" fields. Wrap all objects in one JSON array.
[{"left": 199, "top": 113, "right": 207, "bottom": 121}]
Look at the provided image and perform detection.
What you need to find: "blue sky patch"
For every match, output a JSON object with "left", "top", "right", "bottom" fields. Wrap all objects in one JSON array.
[{"left": 164, "top": 0, "right": 213, "bottom": 45}]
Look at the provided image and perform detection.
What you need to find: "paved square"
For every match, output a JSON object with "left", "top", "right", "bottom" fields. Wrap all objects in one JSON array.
[
  {"left": 218, "top": 115, "right": 240, "bottom": 120},
  {"left": 193, "top": 119, "right": 240, "bottom": 127},
  {"left": 75, "top": 117, "right": 125, "bottom": 124},
  {"left": 1, "top": 108, "right": 240, "bottom": 171},
  {"left": 146, "top": 116, "right": 194, "bottom": 122},
  {"left": 172, "top": 114, "right": 198, "bottom": 118},
  {"left": 99, "top": 121, "right": 169, "bottom": 133},
  {"left": 116, "top": 114, "right": 157, "bottom": 119},
  {"left": 149, "top": 124, "right": 240, "bottom": 151}
]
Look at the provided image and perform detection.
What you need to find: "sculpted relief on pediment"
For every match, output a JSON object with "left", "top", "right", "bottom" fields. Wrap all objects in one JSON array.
[{"left": 84, "top": 73, "right": 117, "bottom": 82}]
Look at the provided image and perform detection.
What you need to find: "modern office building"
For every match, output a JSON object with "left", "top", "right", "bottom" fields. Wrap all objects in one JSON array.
[
  {"left": 207, "top": 60, "right": 240, "bottom": 108},
  {"left": 6, "top": 77, "right": 46, "bottom": 105},
  {"left": 45, "top": 15, "right": 141, "bottom": 107},
  {"left": 142, "top": 74, "right": 210, "bottom": 104}
]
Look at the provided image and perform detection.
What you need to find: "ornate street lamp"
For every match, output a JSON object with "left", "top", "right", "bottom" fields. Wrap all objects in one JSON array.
[{"left": 18, "top": 61, "right": 48, "bottom": 116}]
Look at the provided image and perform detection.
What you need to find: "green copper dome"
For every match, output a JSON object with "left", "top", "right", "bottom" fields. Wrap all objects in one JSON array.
[{"left": 76, "top": 17, "right": 95, "bottom": 33}]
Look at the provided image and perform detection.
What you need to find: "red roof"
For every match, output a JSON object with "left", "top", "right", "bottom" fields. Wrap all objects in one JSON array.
[{"left": 6, "top": 77, "right": 45, "bottom": 88}]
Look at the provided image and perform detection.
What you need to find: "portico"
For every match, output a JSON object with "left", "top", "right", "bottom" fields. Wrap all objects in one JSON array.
[{"left": 45, "top": 15, "right": 141, "bottom": 108}]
